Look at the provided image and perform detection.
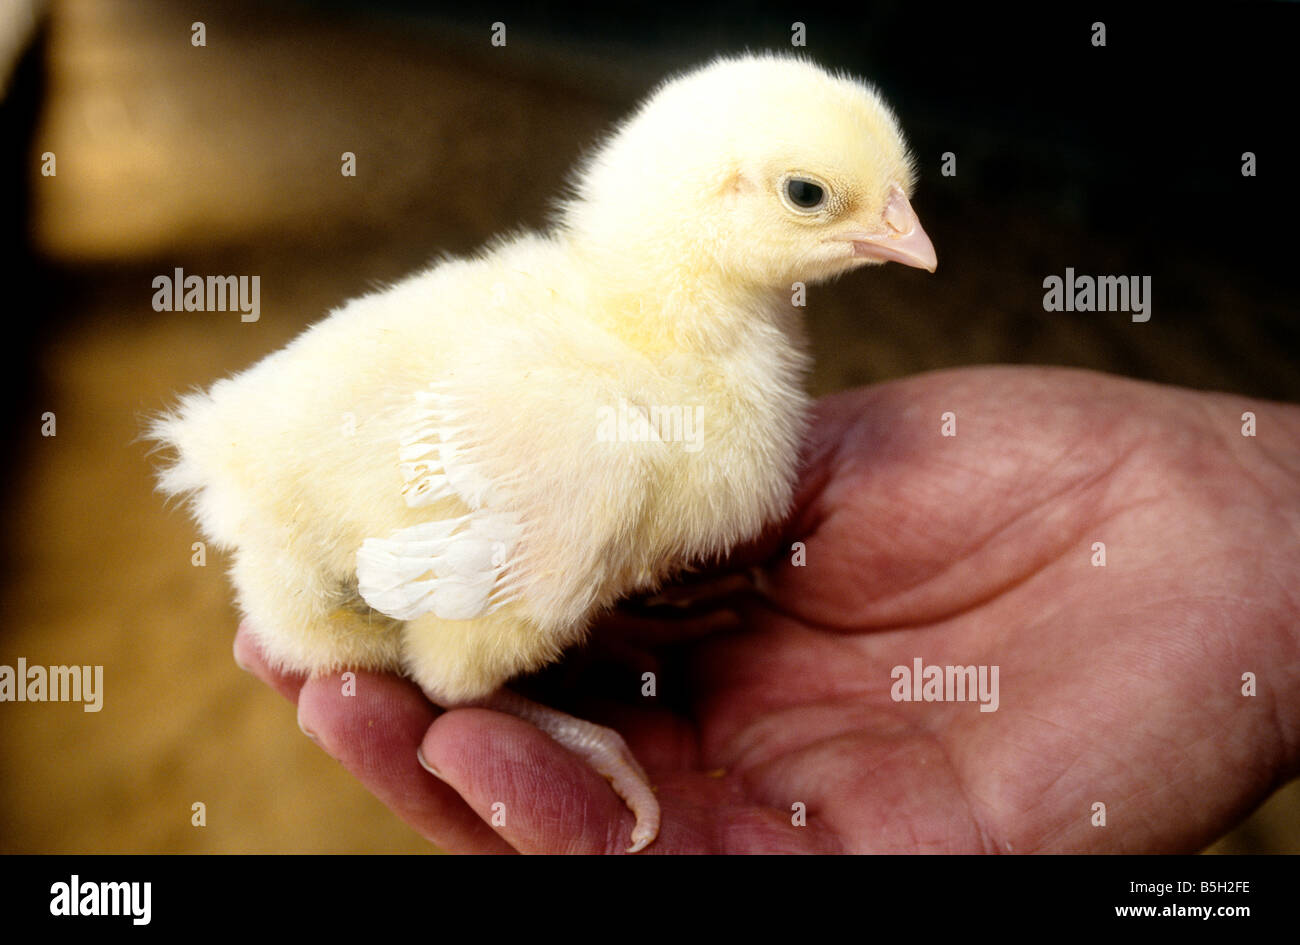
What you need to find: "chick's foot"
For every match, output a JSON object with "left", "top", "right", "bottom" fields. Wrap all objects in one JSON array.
[{"left": 449, "top": 688, "right": 660, "bottom": 853}]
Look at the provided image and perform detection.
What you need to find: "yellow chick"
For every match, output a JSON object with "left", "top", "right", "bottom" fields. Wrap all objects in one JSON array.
[{"left": 150, "top": 53, "right": 936, "bottom": 853}]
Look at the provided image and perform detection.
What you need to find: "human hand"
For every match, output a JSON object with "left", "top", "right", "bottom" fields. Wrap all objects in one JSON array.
[{"left": 236, "top": 366, "right": 1300, "bottom": 852}]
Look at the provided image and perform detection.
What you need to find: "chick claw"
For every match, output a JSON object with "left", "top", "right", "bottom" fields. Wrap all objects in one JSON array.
[{"left": 467, "top": 689, "right": 660, "bottom": 853}]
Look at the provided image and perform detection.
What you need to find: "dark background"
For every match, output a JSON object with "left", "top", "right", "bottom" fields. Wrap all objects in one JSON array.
[{"left": 0, "top": 0, "right": 1295, "bottom": 852}]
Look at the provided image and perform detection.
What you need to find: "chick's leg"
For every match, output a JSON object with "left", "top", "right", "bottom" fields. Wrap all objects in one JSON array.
[
  {"left": 401, "top": 612, "right": 659, "bottom": 852},
  {"left": 461, "top": 689, "right": 660, "bottom": 853}
]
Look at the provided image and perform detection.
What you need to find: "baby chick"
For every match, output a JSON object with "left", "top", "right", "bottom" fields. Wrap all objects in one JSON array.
[{"left": 151, "top": 53, "right": 935, "bottom": 853}]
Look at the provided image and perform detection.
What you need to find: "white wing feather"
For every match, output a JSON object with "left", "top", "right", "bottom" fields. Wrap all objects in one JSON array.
[{"left": 357, "top": 385, "right": 520, "bottom": 621}]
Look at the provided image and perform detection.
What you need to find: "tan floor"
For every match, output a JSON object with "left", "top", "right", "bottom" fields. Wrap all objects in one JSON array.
[{"left": 1, "top": 0, "right": 1295, "bottom": 853}]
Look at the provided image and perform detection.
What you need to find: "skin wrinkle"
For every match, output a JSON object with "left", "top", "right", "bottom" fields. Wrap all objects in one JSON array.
[
  {"left": 790, "top": 434, "right": 1142, "bottom": 634},
  {"left": 720, "top": 691, "right": 887, "bottom": 774},
  {"left": 927, "top": 728, "right": 998, "bottom": 854},
  {"left": 1109, "top": 767, "right": 1206, "bottom": 852},
  {"left": 735, "top": 725, "right": 849, "bottom": 789},
  {"left": 976, "top": 701, "right": 1134, "bottom": 845},
  {"left": 795, "top": 507, "right": 1064, "bottom": 637},
  {"left": 594, "top": 800, "right": 626, "bottom": 856},
  {"left": 733, "top": 733, "right": 873, "bottom": 848},
  {"left": 1090, "top": 594, "right": 1253, "bottom": 649},
  {"left": 1015, "top": 730, "right": 1085, "bottom": 802},
  {"left": 1258, "top": 554, "right": 1300, "bottom": 628},
  {"left": 987, "top": 662, "right": 1164, "bottom": 800},
  {"left": 486, "top": 716, "right": 580, "bottom": 851},
  {"left": 1027, "top": 736, "right": 1169, "bottom": 852},
  {"left": 1028, "top": 704, "right": 1225, "bottom": 852},
  {"left": 880, "top": 795, "right": 928, "bottom": 854}
]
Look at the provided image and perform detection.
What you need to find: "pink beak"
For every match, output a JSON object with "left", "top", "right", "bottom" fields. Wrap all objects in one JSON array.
[{"left": 836, "top": 186, "right": 938, "bottom": 272}]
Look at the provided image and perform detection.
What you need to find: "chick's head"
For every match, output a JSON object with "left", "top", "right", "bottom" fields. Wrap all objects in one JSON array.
[{"left": 561, "top": 54, "right": 936, "bottom": 293}]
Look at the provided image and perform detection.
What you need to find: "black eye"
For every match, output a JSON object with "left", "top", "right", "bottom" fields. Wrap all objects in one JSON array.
[{"left": 785, "top": 177, "right": 825, "bottom": 210}]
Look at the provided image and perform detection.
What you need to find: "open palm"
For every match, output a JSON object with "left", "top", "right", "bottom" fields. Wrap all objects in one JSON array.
[{"left": 237, "top": 366, "right": 1300, "bottom": 852}]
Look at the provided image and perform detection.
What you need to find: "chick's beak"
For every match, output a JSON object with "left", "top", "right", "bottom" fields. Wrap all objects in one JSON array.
[{"left": 836, "top": 186, "right": 938, "bottom": 272}]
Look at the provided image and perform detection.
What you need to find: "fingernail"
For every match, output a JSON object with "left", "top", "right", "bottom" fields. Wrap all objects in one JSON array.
[
  {"left": 232, "top": 638, "right": 251, "bottom": 673},
  {"left": 296, "top": 710, "right": 317, "bottom": 743},
  {"left": 416, "top": 748, "right": 445, "bottom": 782}
]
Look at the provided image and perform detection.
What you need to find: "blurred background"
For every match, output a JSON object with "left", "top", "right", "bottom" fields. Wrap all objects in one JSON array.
[{"left": 0, "top": 0, "right": 1295, "bottom": 852}]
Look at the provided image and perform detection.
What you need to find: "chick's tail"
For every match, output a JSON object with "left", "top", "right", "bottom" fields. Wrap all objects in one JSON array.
[{"left": 144, "top": 385, "right": 249, "bottom": 549}]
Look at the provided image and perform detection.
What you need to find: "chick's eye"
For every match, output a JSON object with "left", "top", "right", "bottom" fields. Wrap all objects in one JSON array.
[{"left": 784, "top": 178, "right": 825, "bottom": 210}]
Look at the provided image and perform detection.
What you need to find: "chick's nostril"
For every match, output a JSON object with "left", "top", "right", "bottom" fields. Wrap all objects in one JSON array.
[{"left": 884, "top": 188, "right": 912, "bottom": 233}]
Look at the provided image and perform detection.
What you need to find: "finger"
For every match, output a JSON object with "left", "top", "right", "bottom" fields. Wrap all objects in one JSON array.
[
  {"left": 233, "top": 621, "right": 308, "bottom": 703},
  {"left": 420, "top": 708, "right": 640, "bottom": 854},
  {"left": 296, "top": 671, "right": 515, "bottom": 853}
]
